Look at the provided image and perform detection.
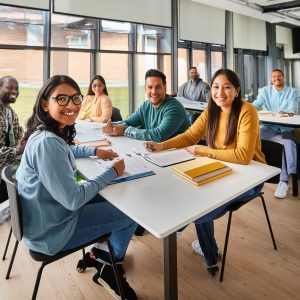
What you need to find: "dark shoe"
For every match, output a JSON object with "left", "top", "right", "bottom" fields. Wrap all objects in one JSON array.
[
  {"left": 93, "top": 263, "right": 137, "bottom": 300},
  {"left": 77, "top": 252, "right": 100, "bottom": 273},
  {"left": 134, "top": 225, "right": 145, "bottom": 236},
  {"left": 207, "top": 265, "right": 219, "bottom": 276}
]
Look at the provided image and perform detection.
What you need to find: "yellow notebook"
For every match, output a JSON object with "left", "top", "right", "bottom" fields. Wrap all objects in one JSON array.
[{"left": 172, "top": 157, "right": 232, "bottom": 186}]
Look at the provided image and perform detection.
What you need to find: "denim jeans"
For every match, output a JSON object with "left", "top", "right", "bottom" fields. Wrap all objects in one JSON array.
[
  {"left": 61, "top": 194, "right": 137, "bottom": 262},
  {"left": 260, "top": 125, "right": 297, "bottom": 181},
  {"left": 194, "top": 183, "right": 264, "bottom": 267}
]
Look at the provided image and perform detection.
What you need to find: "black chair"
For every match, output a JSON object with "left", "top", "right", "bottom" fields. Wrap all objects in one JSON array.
[
  {"left": 2, "top": 226, "right": 13, "bottom": 261},
  {"left": 219, "top": 139, "right": 281, "bottom": 282},
  {"left": 1, "top": 165, "right": 125, "bottom": 300},
  {"left": 111, "top": 107, "right": 123, "bottom": 122}
]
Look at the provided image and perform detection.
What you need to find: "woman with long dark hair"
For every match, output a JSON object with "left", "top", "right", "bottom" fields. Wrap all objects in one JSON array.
[
  {"left": 17, "top": 75, "right": 137, "bottom": 299},
  {"left": 145, "top": 69, "right": 266, "bottom": 276},
  {"left": 78, "top": 75, "right": 113, "bottom": 122}
]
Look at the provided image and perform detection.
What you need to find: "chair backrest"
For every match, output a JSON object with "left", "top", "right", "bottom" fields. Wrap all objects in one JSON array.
[
  {"left": 261, "top": 139, "right": 283, "bottom": 184},
  {"left": 111, "top": 107, "right": 123, "bottom": 122},
  {"left": 1, "top": 166, "right": 23, "bottom": 241}
]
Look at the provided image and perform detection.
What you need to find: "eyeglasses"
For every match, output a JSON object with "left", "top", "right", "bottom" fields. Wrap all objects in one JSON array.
[
  {"left": 92, "top": 83, "right": 104, "bottom": 88},
  {"left": 48, "top": 94, "right": 83, "bottom": 106}
]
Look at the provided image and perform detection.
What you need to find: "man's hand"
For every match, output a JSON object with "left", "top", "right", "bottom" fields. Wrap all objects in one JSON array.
[
  {"left": 144, "top": 141, "right": 165, "bottom": 152},
  {"left": 95, "top": 148, "right": 118, "bottom": 159},
  {"left": 102, "top": 120, "right": 126, "bottom": 136},
  {"left": 279, "top": 111, "right": 294, "bottom": 117}
]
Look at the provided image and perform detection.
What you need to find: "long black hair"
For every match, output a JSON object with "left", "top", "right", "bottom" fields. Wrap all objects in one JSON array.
[
  {"left": 87, "top": 75, "right": 108, "bottom": 96},
  {"left": 20, "top": 75, "right": 81, "bottom": 152},
  {"left": 206, "top": 69, "right": 242, "bottom": 148}
]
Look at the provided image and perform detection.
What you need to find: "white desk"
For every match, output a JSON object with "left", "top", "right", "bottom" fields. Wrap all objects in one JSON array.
[
  {"left": 259, "top": 113, "right": 300, "bottom": 128},
  {"left": 175, "top": 96, "right": 207, "bottom": 112},
  {"left": 76, "top": 131, "right": 280, "bottom": 300}
]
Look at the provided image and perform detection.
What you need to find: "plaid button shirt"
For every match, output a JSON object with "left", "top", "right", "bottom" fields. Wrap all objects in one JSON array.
[{"left": 0, "top": 100, "right": 23, "bottom": 178}]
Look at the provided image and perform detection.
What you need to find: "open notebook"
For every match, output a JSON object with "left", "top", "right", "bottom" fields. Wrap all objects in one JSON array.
[
  {"left": 133, "top": 147, "right": 195, "bottom": 167},
  {"left": 94, "top": 154, "right": 155, "bottom": 184}
]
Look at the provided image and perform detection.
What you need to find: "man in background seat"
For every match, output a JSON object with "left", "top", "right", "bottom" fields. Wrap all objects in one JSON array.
[
  {"left": 177, "top": 67, "right": 210, "bottom": 123},
  {"left": 252, "top": 69, "right": 299, "bottom": 199}
]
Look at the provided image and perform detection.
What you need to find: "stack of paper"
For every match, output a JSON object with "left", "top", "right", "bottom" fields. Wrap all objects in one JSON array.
[
  {"left": 172, "top": 157, "right": 232, "bottom": 186},
  {"left": 258, "top": 111, "right": 275, "bottom": 116}
]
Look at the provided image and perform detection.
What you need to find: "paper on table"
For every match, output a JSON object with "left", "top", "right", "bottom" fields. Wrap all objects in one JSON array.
[
  {"left": 75, "top": 132, "right": 106, "bottom": 143},
  {"left": 133, "top": 146, "right": 195, "bottom": 167},
  {"left": 94, "top": 154, "right": 155, "bottom": 183}
]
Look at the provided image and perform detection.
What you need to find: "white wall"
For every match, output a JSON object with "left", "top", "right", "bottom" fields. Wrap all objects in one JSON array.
[{"left": 276, "top": 26, "right": 300, "bottom": 59}]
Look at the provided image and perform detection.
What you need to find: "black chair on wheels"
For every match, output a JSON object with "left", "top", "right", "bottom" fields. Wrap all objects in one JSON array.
[
  {"left": 219, "top": 139, "right": 281, "bottom": 282},
  {"left": 1, "top": 165, "right": 125, "bottom": 300}
]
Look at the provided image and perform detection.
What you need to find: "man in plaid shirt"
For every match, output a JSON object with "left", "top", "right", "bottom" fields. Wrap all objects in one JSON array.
[{"left": 0, "top": 76, "right": 23, "bottom": 203}]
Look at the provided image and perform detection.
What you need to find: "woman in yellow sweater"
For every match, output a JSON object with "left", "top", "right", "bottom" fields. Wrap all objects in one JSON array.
[
  {"left": 145, "top": 69, "right": 266, "bottom": 276},
  {"left": 78, "top": 75, "right": 112, "bottom": 122}
]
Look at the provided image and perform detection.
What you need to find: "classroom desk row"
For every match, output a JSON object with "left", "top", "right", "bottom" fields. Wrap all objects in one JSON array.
[{"left": 75, "top": 121, "right": 280, "bottom": 300}]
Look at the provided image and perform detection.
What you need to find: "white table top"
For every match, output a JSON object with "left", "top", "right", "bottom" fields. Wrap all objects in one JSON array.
[
  {"left": 175, "top": 96, "right": 207, "bottom": 111},
  {"left": 76, "top": 127, "right": 280, "bottom": 239},
  {"left": 258, "top": 113, "right": 300, "bottom": 127}
]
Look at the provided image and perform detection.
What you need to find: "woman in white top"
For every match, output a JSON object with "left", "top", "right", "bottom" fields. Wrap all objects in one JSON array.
[{"left": 78, "top": 75, "right": 113, "bottom": 122}]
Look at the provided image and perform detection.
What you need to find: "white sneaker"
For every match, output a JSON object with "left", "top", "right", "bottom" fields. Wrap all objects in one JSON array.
[
  {"left": 274, "top": 181, "right": 288, "bottom": 199},
  {"left": 191, "top": 240, "right": 223, "bottom": 260}
]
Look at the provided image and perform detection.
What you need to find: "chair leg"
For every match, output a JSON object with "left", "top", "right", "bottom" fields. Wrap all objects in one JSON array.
[
  {"left": 32, "top": 262, "right": 47, "bottom": 300},
  {"left": 5, "top": 240, "right": 19, "bottom": 279},
  {"left": 260, "top": 195, "right": 277, "bottom": 250},
  {"left": 220, "top": 211, "right": 233, "bottom": 282},
  {"left": 2, "top": 226, "right": 12, "bottom": 260},
  {"left": 292, "top": 174, "right": 298, "bottom": 197},
  {"left": 107, "top": 240, "right": 125, "bottom": 300}
]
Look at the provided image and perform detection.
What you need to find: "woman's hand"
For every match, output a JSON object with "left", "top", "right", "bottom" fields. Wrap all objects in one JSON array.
[
  {"left": 144, "top": 141, "right": 165, "bottom": 152},
  {"left": 186, "top": 145, "right": 199, "bottom": 155},
  {"left": 95, "top": 148, "right": 118, "bottom": 159},
  {"left": 112, "top": 159, "right": 125, "bottom": 177}
]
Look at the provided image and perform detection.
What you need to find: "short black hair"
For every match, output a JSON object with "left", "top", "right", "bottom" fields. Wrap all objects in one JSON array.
[
  {"left": 145, "top": 69, "right": 166, "bottom": 85},
  {"left": 189, "top": 67, "right": 197, "bottom": 71},
  {"left": 0, "top": 76, "right": 18, "bottom": 87},
  {"left": 272, "top": 69, "right": 284, "bottom": 77}
]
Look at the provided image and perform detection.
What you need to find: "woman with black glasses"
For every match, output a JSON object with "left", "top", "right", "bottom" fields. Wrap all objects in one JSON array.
[{"left": 16, "top": 75, "right": 138, "bottom": 299}]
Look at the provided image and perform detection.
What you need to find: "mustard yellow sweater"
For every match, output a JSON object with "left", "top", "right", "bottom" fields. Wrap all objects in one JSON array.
[{"left": 162, "top": 101, "right": 266, "bottom": 165}]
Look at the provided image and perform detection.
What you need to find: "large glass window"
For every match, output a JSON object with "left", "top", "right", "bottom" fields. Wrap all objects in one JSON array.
[
  {"left": 0, "top": 5, "right": 45, "bottom": 46},
  {"left": 0, "top": 49, "right": 43, "bottom": 125},
  {"left": 178, "top": 48, "right": 188, "bottom": 87},
  {"left": 100, "top": 20, "right": 132, "bottom": 51},
  {"left": 137, "top": 25, "right": 171, "bottom": 53},
  {"left": 211, "top": 51, "right": 223, "bottom": 77},
  {"left": 258, "top": 55, "right": 267, "bottom": 92},
  {"left": 51, "top": 14, "right": 96, "bottom": 49},
  {"left": 97, "top": 53, "right": 129, "bottom": 118},
  {"left": 50, "top": 51, "right": 91, "bottom": 93},
  {"left": 192, "top": 49, "right": 206, "bottom": 81},
  {"left": 244, "top": 54, "right": 255, "bottom": 102}
]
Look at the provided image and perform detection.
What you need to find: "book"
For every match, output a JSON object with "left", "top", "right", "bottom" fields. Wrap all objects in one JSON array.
[
  {"left": 258, "top": 110, "right": 275, "bottom": 116},
  {"left": 172, "top": 157, "right": 232, "bottom": 186},
  {"left": 94, "top": 154, "right": 155, "bottom": 184},
  {"left": 79, "top": 139, "right": 111, "bottom": 147},
  {"left": 75, "top": 132, "right": 106, "bottom": 143},
  {"left": 133, "top": 147, "right": 195, "bottom": 167}
]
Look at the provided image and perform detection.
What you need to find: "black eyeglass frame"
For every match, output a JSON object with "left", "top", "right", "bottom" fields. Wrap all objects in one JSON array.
[{"left": 48, "top": 94, "right": 83, "bottom": 106}]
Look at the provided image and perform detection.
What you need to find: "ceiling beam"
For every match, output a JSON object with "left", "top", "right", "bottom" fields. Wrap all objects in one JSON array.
[{"left": 262, "top": 1, "right": 300, "bottom": 13}]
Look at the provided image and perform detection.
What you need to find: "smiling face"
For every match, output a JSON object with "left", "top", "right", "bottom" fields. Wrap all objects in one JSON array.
[
  {"left": 144, "top": 76, "right": 167, "bottom": 108},
  {"left": 211, "top": 74, "right": 240, "bottom": 113},
  {"left": 42, "top": 83, "right": 81, "bottom": 128},
  {"left": 271, "top": 70, "right": 285, "bottom": 90},
  {"left": 92, "top": 79, "right": 105, "bottom": 96},
  {"left": 189, "top": 68, "right": 199, "bottom": 81},
  {"left": 0, "top": 78, "right": 19, "bottom": 106}
]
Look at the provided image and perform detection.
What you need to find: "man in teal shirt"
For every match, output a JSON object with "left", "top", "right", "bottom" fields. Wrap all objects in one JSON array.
[
  {"left": 253, "top": 69, "right": 299, "bottom": 199},
  {"left": 103, "top": 69, "right": 190, "bottom": 142}
]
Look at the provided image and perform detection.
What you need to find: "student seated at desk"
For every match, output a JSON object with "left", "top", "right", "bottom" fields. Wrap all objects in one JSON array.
[
  {"left": 102, "top": 68, "right": 190, "bottom": 142},
  {"left": 78, "top": 75, "right": 113, "bottom": 123},
  {"left": 252, "top": 69, "right": 299, "bottom": 199},
  {"left": 16, "top": 75, "right": 137, "bottom": 300},
  {"left": 145, "top": 69, "right": 266, "bottom": 276}
]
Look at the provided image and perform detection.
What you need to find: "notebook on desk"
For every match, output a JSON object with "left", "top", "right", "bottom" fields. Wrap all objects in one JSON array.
[{"left": 172, "top": 157, "right": 232, "bottom": 186}]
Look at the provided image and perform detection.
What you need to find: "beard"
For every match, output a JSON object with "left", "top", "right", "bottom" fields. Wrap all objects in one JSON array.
[{"left": 1, "top": 92, "right": 17, "bottom": 104}]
